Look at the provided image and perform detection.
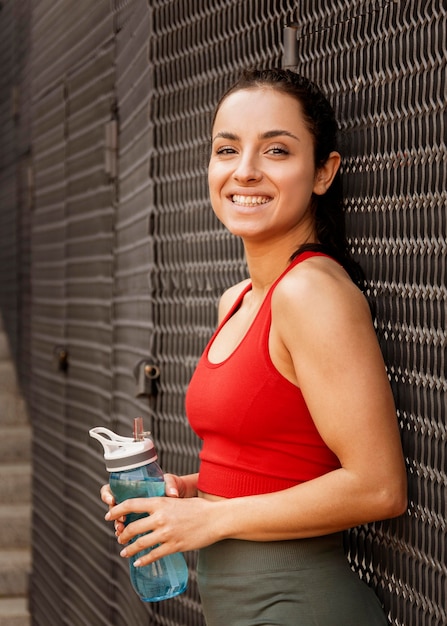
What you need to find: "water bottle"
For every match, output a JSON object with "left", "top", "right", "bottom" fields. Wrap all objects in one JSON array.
[{"left": 90, "top": 418, "right": 188, "bottom": 602}]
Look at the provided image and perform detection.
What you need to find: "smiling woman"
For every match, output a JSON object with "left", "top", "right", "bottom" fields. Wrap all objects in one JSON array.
[
  {"left": 101, "top": 69, "right": 407, "bottom": 626},
  {"left": 208, "top": 87, "right": 333, "bottom": 249}
]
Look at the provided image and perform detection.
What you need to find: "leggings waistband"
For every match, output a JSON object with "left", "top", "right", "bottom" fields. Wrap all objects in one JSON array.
[{"left": 198, "top": 532, "right": 346, "bottom": 575}]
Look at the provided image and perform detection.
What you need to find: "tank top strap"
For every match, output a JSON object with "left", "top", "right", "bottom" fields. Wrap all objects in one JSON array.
[{"left": 221, "top": 251, "right": 333, "bottom": 328}]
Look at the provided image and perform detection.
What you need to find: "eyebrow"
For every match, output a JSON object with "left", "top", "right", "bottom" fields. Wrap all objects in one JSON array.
[
  {"left": 212, "top": 129, "right": 300, "bottom": 142},
  {"left": 261, "top": 130, "right": 300, "bottom": 141},
  {"left": 212, "top": 131, "right": 239, "bottom": 142}
]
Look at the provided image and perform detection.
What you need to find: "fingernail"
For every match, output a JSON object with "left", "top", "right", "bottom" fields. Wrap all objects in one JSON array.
[
  {"left": 120, "top": 548, "right": 128, "bottom": 558},
  {"left": 105, "top": 512, "right": 111, "bottom": 521},
  {"left": 133, "top": 559, "right": 141, "bottom": 567}
]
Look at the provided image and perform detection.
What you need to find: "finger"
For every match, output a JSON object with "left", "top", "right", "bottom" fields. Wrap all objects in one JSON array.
[
  {"left": 117, "top": 515, "right": 156, "bottom": 545},
  {"left": 105, "top": 497, "right": 160, "bottom": 522},
  {"left": 164, "top": 474, "right": 179, "bottom": 498},
  {"left": 119, "top": 532, "right": 164, "bottom": 561},
  {"left": 132, "top": 544, "right": 166, "bottom": 568},
  {"left": 100, "top": 484, "right": 115, "bottom": 506}
]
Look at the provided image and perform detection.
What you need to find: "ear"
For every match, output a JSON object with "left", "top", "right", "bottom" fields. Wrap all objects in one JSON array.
[{"left": 312, "top": 151, "right": 341, "bottom": 195}]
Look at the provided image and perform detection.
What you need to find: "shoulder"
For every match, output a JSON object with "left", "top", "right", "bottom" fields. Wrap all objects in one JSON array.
[
  {"left": 217, "top": 279, "right": 251, "bottom": 323},
  {"left": 272, "top": 255, "right": 372, "bottom": 332},
  {"left": 271, "top": 255, "right": 381, "bottom": 391}
]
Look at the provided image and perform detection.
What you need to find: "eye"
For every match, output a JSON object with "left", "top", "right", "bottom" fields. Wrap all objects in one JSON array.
[
  {"left": 266, "top": 145, "right": 289, "bottom": 156},
  {"left": 215, "top": 146, "right": 237, "bottom": 155}
]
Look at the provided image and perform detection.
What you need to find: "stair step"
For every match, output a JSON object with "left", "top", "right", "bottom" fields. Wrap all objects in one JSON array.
[
  {"left": 0, "top": 393, "right": 28, "bottom": 427},
  {"left": 0, "top": 465, "right": 31, "bottom": 504},
  {"left": 0, "top": 428, "right": 31, "bottom": 464},
  {"left": 0, "top": 597, "right": 30, "bottom": 626},
  {"left": 0, "top": 551, "right": 31, "bottom": 598},
  {"left": 0, "top": 505, "right": 31, "bottom": 550},
  {"left": 0, "top": 362, "right": 18, "bottom": 393}
]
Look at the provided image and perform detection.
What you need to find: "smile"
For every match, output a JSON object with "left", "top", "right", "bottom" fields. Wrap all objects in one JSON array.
[{"left": 231, "top": 195, "right": 271, "bottom": 206}]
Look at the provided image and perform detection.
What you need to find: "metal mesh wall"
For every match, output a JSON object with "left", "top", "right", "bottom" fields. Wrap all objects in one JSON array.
[
  {"left": 284, "top": 3, "right": 446, "bottom": 625},
  {"left": 0, "top": 0, "right": 442, "bottom": 624},
  {"left": 148, "top": 1, "right": 446, "bottom": 625}
]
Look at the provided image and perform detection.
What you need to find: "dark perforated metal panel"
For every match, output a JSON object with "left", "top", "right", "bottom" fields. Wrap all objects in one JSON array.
[
  {"left": 0, "top": 0, "right": 443, "bottom": 624},
  {"left": 146, "top": 2, "right": 447, "bottom": 625},
  {"left": 286, "top": 4, "right": 446, "bottom": 625}
]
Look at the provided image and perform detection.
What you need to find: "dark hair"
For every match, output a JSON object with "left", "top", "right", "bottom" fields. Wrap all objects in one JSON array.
[{"left": 213, "top": 68, "right": 365, "bottom": 290}]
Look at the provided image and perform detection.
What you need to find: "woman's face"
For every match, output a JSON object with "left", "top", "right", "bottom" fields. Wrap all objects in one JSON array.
[{"left": 208, "top": 86, "right": 329, "bottom": 247}]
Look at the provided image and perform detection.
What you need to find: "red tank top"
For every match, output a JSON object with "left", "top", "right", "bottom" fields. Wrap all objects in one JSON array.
[{"left": 186, "top": 251, "right": 341, "bottom": 498}]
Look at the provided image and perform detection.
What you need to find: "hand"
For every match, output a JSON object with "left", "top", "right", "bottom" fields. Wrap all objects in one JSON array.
[{"left": 105, "top": 495, "right": 220, "bottom": 567}]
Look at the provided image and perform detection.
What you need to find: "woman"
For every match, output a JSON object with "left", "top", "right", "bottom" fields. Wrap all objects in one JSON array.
[{"left": 102, "top": 69, "right": 407, "bottom": 625}]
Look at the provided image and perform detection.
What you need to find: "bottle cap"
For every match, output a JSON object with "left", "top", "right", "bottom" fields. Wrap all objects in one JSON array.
[{"left": 89, "top": 422, "right": 158, "bottom": 472}]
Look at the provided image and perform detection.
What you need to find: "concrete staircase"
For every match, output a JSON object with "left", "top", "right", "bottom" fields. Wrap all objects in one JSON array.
[{"left": 0, "top": 322, "right": 32, "bottom": 626}]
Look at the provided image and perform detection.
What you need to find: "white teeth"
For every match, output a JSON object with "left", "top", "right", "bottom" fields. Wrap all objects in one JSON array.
[{"left": 232, "top": 195, "right": 270, "bottom": 206}]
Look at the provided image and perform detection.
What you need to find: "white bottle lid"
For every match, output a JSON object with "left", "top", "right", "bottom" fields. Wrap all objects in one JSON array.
[{"left": 89, "top": 426, "right": 158, "bottom": 472}]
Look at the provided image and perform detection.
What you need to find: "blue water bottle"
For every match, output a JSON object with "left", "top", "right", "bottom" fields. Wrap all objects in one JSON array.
[{"left": 90, "top": 418, "right": 188, "bottom": 602}]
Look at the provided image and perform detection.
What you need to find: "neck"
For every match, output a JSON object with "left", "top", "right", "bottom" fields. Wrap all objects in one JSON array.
[
  {"left": 243, "top": 244, "right": 292, "bottom": 294},
  {"left": 243, "top": 232, "right": 316, "bottom": 293}
]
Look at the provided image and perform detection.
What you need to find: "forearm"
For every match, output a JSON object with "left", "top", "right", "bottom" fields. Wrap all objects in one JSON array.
[
  {"left": 107, "top": 466, "right": 405, "bottom": 567},
  {"left": 211, "top": 467, "right": 406, "bottom": 542}
]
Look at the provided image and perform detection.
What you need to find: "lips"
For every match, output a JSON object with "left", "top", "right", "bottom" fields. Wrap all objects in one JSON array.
[{"left": 231, "top": 194, "right": 271, "bottom": 206}]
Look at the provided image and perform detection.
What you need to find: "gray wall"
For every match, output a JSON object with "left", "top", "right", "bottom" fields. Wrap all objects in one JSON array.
[{"left": 0, "top": 0, "right": 445, "bottom": 624}]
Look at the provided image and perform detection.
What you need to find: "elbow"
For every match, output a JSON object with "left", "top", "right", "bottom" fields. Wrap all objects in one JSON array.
[
  {"left": 375, "top": 476, "right": 408, "bottom": 520},
  {"left": 382, "top": 490, "right": 407, "bottom": 520}
]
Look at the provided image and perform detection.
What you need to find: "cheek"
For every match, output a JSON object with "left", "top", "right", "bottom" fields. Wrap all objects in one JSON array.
[
  {"left": 207, "top": 162, "right": 218, "bottom": 188},
  {"left": 207, "top": 175, "right": 218, "bottom": 202},
  {"left": 207, "top": 170, "right": 223, "bottom": 213},
  {"left": 208, "top": 164, "right": 227, "bottom": 196},
  {"left": 286, "top": 165, "right": 317, "bottom": 194}
]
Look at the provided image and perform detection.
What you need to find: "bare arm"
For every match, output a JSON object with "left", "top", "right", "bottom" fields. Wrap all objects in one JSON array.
[
  {"left": 191, "top": 262, "right": 407, "bottom": 543},
  {"left": 222, "top": 259, "right": 407, "bottom": 540}
]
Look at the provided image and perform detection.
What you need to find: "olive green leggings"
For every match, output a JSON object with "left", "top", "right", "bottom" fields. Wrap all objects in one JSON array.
[{"left": 197, "top": 533, "right": 389, "bottom": 626}]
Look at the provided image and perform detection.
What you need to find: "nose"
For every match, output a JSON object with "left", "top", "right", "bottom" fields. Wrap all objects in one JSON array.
[{"left": 232, "top": 151, "right": 262, "bottom": 183}]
